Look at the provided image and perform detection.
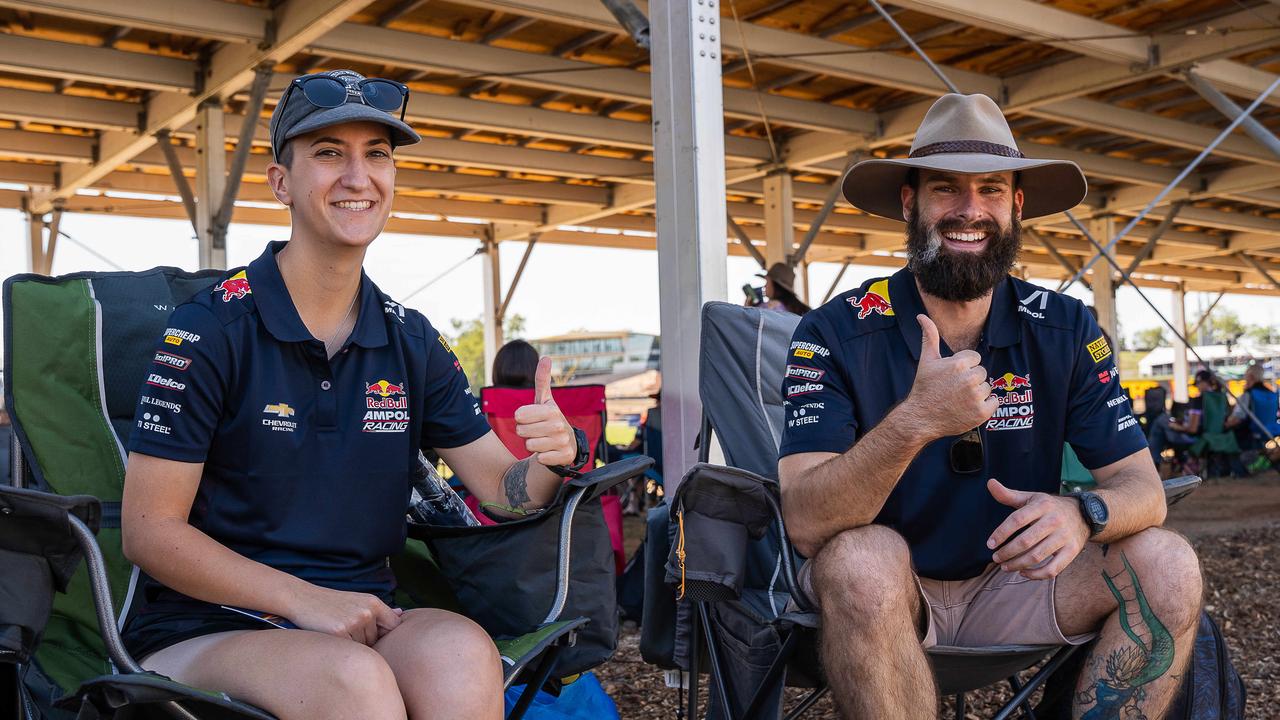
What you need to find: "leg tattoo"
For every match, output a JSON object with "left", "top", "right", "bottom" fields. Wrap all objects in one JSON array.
[{"left": 1077, "top": 552, "right": 1175, "bottom": 720}]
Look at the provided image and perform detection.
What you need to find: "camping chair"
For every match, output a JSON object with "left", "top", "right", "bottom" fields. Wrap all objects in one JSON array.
[
  {"left": 1, "top": 267, "right": 650, "bottom": 720},
  {"left": 646, "top": 301, "right": 1201, "bottom": 720},
  {"left": 482, "top": 384, "right": 626, "bottom": 574}
]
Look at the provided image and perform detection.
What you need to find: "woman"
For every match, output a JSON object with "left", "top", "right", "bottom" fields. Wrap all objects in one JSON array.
[
  {"left": 492, "top": 339, "right": 540, "bottom": 387},
  {"left": 120, "top": 70, "right": 585, "bottom": 720},
  {"left": 750, "top": 262, "right": 811, "bottom": 315}
]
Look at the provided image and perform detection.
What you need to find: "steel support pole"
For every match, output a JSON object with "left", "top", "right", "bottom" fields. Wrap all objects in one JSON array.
[
  {"left": 1171, "top": 284, "right": 1190, "bottom": 403},
  {"left": 25, "top": 210, "right": 43, "bottom": 274},
  {"left": 650, "top": 0, "right": 728, "bottom": 491},
  {"left": 1089, "top": 217, "right": 1117, "bottom": 342},
  {"left": 481, "top": 237, "right": 503, "bottom": 385},
  {"left": 44, "top": 206, "right": 62, "bottom": 274},
  {"left": 195, "top": 101, "right": 227, "bottom": 269},
  {"left": 763, "top": 170, "right": 793, "bottom": 268}
]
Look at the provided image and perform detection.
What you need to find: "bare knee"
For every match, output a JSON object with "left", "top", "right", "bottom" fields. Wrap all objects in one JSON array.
[
  {"left": 811, "top": 525, "right": 915, "bottom": 622},
  {"left": 319, "top": 643, "right": 403, "bottom": 715},
  {"left": 1111, "top": 528, "right": 1202, "bottom": 632}
]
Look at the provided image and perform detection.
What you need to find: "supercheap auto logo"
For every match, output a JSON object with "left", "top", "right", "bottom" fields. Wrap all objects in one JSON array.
[{"left": 986, "top": 372, "right": 1034, "bottom": 431}]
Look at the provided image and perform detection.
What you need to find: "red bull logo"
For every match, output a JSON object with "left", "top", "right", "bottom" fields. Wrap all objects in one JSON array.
[
  {"left": 214, "top": 270, "right": 252, "bottom": 302},
  {"left": 847, "top": 278, "right": 894, "bottom": 320},
  {"left": 989, "top": 372, "right": 1032, "bottom": 392},
  {"left": 366, "top": 379, "right": 406, "bottom": 398},
  {"left": 986, "top": 371, "right": 1034, "bottom": 431}
]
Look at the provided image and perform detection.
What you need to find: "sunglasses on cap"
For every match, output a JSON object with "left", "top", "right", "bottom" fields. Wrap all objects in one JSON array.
[
  {"left": 950, "top": 428, "right": 985, "bottom": 475},
  {"left": 272, "top": 75, "right": 410, "bottom": 160}
]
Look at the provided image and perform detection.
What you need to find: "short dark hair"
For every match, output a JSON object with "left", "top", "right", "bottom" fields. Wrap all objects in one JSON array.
[
  {"left": 276, "top": 139, "right": 295, "bottom": 168},
  {"left": 493, "top": 339, "right": 540, "bottom": 387}
]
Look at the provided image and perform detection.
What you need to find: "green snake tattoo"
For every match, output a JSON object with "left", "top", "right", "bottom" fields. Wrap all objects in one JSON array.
[{"left": 1079, "top": 552, "right": 1175, "bottom": 720}]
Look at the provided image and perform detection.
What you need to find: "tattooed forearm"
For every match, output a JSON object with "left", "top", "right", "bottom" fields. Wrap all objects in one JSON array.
[
  {"left": 1078, "top": 552, "right": 1175, "bottom": 720},
  {"left": 502, "top": 457, "right": 533, "bottom": 508}
]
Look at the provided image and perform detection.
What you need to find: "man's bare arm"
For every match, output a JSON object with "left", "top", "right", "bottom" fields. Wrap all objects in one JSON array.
[
  {"left": 1088, "top": 448, "right": 1166, "bottom": 541},
  {"left": 780, "top": 315, "right": 998, "bottom": 557},
  {"left": 780, "top": 402, "right": 934, "bottom": 557}
]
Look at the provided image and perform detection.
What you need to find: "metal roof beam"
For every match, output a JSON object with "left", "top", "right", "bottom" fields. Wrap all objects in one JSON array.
[
  {"left": 30, "top": 0, "right": 377, "bottom": 213},
  {"left": 0, "top": 87, "right": 140, "bottom": 131},
  {"left": 0, "top": 34, "right": 195, "bottom": 92},
  {"left": 310, "top": 23, "right": 879, "bottom": 136},
  {"left": 0, "top": 0, "right": 267, "bottom": 43}
]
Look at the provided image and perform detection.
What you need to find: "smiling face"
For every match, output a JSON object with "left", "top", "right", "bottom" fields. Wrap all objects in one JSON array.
[
  {"left": 266, "top": 121, "right": 395, "bottom": 250},
  {"left": 901, "top": 169, "right": 1026, "bottom": 302}
]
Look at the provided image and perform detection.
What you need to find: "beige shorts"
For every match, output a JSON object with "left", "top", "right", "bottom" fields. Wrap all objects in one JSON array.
[{"left": 799, "top": 560, "right": 1094, "bottom": 649}]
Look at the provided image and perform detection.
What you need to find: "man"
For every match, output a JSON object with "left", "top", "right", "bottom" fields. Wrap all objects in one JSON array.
[
  {"left": 778, "top": 94, "right": 1202, "bottom": 719},
  {"left": 120, "top": 70, "right": 588, "bottom": 720}
]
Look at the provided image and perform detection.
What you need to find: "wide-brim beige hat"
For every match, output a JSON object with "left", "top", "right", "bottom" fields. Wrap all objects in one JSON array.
[{"left": 841, "top": 93, "right": 1086, "bottom": 221}]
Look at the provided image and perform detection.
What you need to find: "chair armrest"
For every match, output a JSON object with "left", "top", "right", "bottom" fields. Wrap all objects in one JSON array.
[
  {"left": 541, "top": 456, "right": 654, "bottom": 625},
  {"left": 1162, "top": 474, "right": 1201, "bottom": 507},
  {"left": 669, "top": 462, "right": 816, "bottom": 613},
  {"left": 563, "top": 455, "right": 653, "bottom": 496}
]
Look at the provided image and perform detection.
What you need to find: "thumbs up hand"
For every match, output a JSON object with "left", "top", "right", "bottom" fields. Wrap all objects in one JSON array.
[
  {"left": 904, "top": 314, "right": 999, "bottom": 441},
  {"left": 513, "top": 357, "right": 578, "bottom": 466}
]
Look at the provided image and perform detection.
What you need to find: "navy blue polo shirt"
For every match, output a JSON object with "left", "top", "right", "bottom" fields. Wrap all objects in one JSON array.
[
  {"left": 128, "top": 241, "right": 490, "bottom": 610},
  {"left": 779, "top": 268, "right": 1147, "bottom": 580}
]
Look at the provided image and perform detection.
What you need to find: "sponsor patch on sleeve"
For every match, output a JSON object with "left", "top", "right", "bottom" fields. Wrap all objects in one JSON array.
[
  {"left": 786, "top": 364, "right": 825, "bottom": 381},
  {"left": 1087, "top": 334, "right": 1112, "bottom": 364}
]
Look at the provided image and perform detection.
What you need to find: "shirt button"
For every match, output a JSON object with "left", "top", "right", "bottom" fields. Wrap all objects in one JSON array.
[{"left": 321, "top": 380, "right": 332, "bottom": 391}]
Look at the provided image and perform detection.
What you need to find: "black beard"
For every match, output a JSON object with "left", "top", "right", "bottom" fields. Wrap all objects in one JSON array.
[{"left": 906, "top": 209, "right": 1022, "bottom": 302}]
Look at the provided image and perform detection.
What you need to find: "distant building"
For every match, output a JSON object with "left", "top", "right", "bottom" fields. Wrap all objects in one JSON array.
[
  {"left": 532, "top": 331, "right": 659, "bottom": 381},
  {"left": 531, "top": 331, "right": 661, "bottom": 423},
  {"left": 1138, "top": 342, "right": 1280, "bottom": 378}
]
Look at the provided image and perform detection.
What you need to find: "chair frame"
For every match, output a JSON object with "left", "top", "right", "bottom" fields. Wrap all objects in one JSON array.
[
  {"left": 679, "top": 414, "right": 1201, "bottom": 720},
  {"left": 8, "top": 431, "right": 634, "bottom": 720}
]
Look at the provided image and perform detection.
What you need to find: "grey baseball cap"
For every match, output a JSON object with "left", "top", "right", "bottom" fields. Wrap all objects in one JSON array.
[{"left": 269, "top": 69, "right": 420, "bottom": 160}]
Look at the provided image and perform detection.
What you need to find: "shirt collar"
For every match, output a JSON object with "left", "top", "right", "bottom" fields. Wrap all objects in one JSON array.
[
  {"left": 891, "top": 268, "right": 1021, "bottom": 360},
  {"left": 246, "top": 241, "right": 388, "bottom": 349}
]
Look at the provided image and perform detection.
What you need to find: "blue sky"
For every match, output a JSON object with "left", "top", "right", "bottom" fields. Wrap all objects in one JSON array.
[{"left": 2, "top": 207, "right": 1277, "bottom": 349}]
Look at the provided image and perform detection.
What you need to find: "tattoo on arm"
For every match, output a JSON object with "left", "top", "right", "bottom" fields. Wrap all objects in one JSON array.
[
  {"left": 1075, "top": 552, "right": 1175, "bottom": 720},
  {"left": 502, "top": 458, "right": 533, "bottom": 508}
]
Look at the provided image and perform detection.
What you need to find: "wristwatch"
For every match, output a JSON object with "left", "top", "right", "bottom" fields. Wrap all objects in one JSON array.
[
  {"left": 1070, "top": 491, "right": 1109, "bottom": 539},
  {"left": 548, "top": 426, "right": 590, "bottom": 477}
]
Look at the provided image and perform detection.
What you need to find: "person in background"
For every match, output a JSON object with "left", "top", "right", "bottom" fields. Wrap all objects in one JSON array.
[
  {"left": 492, "top": 339, "right": 540, "bottom": 387},
  {"left": 747, "top": 262, "right": 811, "bottom": 315},
  {"left": 1148, "top": 370, "right": 1214, "bottom": 465},
  {"left": 1225, "top": 363, "right": 1280, "bottom": 472}
]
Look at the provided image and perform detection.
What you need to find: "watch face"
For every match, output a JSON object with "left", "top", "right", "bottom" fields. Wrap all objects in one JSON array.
[{"left": 1086, "top": 495, "right": 1108, "bottom": 523}]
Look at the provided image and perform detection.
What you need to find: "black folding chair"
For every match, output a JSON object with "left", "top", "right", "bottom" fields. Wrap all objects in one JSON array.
[{"left": 645, "top": 301, "right": 1201, "bottom": 719}]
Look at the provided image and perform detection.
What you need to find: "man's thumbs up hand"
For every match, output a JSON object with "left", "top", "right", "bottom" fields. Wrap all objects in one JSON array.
[
  {"left": 904, "top": 314, "right": 999, "bottom": 441},
  {"left": 514, "top": 357, "right": 578, "bottom": 466}
]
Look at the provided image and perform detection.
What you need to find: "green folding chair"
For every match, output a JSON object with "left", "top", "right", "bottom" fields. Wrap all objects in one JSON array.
[{"left": 2, "top": 267, "right": 647, "bottom": 719}]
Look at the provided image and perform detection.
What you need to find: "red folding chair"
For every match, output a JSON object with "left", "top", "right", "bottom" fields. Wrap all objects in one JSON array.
[{"left": 478, "top": 385, "right": 625, "bottom": 573}]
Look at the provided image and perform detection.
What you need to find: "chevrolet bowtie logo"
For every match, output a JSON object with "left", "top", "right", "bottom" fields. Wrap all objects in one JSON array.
[{"left": 263, "top": 403, "right": 295, "bottom": 418}]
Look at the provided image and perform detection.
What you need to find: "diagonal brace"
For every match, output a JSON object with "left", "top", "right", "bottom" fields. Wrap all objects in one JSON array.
[
  {"left": 1123, "top": 200, "right": 1188, "bottom": 277},
  {"left": 155, "top": 129, "right": 198, "bottom": 235},
  {"left": 1184, "top": 71, "right": 1280, "bottom": 160},
  {"left": 727, "top": 213, "right": 768, "bottom": 268},
  {"left": 499, "top": 235, "right": 539, "bottom": 321},
  {"left": 1238, "top": 252, "right": 1280, "bottom": 289},
  {"left": 213, "top": 65, "right": 274, "bottom": 245},
  {"left": 790, "top": 170, "right": 846, "bottom": 267}
]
